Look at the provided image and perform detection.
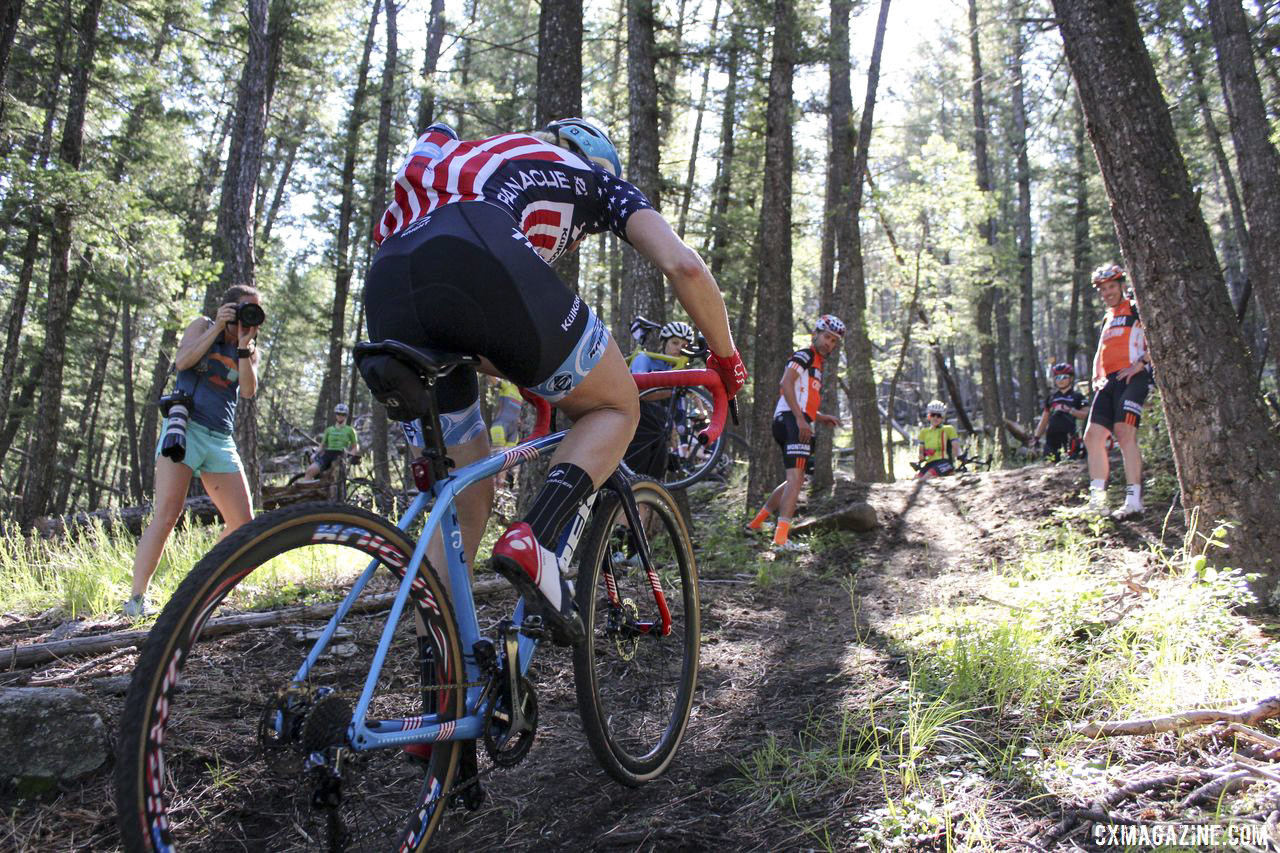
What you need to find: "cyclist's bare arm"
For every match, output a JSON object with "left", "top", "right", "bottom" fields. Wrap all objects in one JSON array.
[
  {"left": 779, "top": 365, "right": 810, "bottom": 440},
  {"left": 624, "top": 210, "right": 734, "bottom": 357},
  {"left": 1033, "top": 409, "right": 1050, "bottom": 439}
]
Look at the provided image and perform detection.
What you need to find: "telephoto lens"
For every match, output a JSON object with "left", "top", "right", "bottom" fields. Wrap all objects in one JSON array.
[
  {"left": 235, "top": 302, "right": 265, "bottom": 327},
  {"left": 160, "top": 401, "right": 190, "bottom": 462}
]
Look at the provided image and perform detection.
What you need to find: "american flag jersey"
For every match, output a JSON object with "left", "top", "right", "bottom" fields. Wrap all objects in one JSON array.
[{"left": 375, "top": 130, "right": 654, "bottom": 264}]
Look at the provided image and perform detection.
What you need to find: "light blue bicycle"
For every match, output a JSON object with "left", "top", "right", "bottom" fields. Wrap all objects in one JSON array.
[{"left": 115, "top": 339, "right": 728, "bottom": 852}]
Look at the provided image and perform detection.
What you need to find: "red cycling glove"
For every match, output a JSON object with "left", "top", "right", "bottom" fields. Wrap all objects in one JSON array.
[{"left": 707, "top": 350, "right": 748, "bottom": 398}]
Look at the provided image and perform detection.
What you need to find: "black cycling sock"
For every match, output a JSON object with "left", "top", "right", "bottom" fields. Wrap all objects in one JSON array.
[{"left": 523, "top": 463, "right": 595, "bottom": 551}]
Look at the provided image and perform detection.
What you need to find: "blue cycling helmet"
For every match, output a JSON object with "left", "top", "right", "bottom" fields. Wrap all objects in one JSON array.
[
  {"left": 544, "top": 118, "right": 622, "bottom": 177},
  {"left": 424, "top": 121, "right": 459, "bottom": 140}
]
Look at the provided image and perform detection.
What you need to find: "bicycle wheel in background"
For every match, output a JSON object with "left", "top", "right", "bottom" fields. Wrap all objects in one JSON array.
[
  {"left": 572, "top": 478, "right": 700, "bottom": 785},
  {"left": 115, "top": 503, "right": 465, "bottom": 853},
  {"left": 640, "top": 386, "right": 723, "bottom": 490}
]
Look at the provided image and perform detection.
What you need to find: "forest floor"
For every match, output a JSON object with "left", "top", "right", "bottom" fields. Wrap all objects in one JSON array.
[{"left": 3, "top": 451, "right": 1279, "bottom": 851}]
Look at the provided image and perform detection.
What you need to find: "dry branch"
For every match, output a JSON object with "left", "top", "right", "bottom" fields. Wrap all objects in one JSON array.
[
  {"left": 3, "top": 576, "right": 511, "bottom": 670},
  {"left": 1077, "top": 695, "right": 1280, "bottom": 737}
]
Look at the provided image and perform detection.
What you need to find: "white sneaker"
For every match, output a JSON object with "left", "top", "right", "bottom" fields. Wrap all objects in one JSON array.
[
  {"left": 122, "top": 594, "right": 156, "bottom": 619},
  {"left": 1111, "top": 502, "right": 1143, "bottom": 520}
]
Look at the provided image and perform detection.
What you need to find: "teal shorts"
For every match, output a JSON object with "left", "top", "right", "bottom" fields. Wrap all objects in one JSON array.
[{"left": 156, "top": 419, "right": 243, "bottom": 477}]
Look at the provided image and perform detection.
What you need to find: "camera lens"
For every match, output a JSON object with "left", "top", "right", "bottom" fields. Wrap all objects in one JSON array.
[{"left": 235, "top": 302, "right": 265, "bottom": 327}]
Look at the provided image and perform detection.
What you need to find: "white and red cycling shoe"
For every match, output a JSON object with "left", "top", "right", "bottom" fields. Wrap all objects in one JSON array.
[{"left": 490, "top": 522, "right": 585, "bottom": 646}]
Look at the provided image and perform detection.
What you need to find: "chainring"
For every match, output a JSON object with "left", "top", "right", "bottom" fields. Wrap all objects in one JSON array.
[{"left": 483, "top": 676, "right": 537, "bottom": 767}]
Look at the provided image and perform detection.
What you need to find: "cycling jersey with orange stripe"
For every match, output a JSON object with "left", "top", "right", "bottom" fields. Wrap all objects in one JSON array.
[
  {"left": 1096, "top": 299, "right": 1146, "bottom": 377},
  {"left": 773, "top": 347, "right": 825, "bottom": 420}
]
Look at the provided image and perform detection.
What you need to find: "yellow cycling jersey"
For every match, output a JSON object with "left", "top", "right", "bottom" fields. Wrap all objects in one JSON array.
[{"left": 917, "top": 424, "right": 958, "bottom": 459}]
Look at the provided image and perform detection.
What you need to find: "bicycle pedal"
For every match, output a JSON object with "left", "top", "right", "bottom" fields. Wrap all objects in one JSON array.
[{"left": 518, "top": 615, "right": 548, "bottom": 639}]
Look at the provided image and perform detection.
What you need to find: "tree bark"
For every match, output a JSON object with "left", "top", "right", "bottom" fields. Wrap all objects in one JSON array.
[
  {"left": 1207, "top": 0, "right": 1280, "bottom": 377},
  {"left": 120, "top": 299, "right": 144, "bottom": 505},
  {"left": 208, "top": 0, "right": 270, "bottom": 312},
  {"left": 415, "top": 0, "right": 447, "bottom": 132},
  {"left": 706, "top": 23, "right": 741, "bottom": 284},
  {"left": 619, "top": 0, "right": 664, "bottom": 337},
  {"left": 366, "top": 0, "right": 397, "bottom": 490},
  {"left": 746, "top": 0, "right": 797, "bottom": 508},
  {"left": 58, "top": 299, "right": 120, "bottom": 514},
  {"left": 968, "top": 0, "right": 1006, "bottom": 456},
  {"left": 1054, "top": 0, "right": 1280, "bottom": 599},
  {"left": 315, "top": 0, "right": 380, "bottom": 434},
  {"left": 1067, "top": 96, "right": 1092, "bottom": 369},
  {"left": 675, "top": 0, "right": 722, "bottom": 241},
  {"left": 834, "top": 0, "right": 891, "bottom": 485},
  {"left": 0, "top": 0, "right": 22, "bottom": 97},
  {"left": 1009, "top": 9, "right": 1040, "bottom": 423},
  {"left": 0, "top": 12, "right": 66, "bottom": 442},
  {"left": 18, "top": 0, "right": 102, "bottom": 527},
  {"left": 535, "top": 0, "right": 583, "bottom": 292}
]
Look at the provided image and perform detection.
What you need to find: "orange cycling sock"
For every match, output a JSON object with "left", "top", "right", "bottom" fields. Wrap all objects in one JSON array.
[
  {"left": 772, "top": 519, "right": 792, "bottom": 546},
  {"left": 747, "top": 508, "right": 771, "bottom": 530}
]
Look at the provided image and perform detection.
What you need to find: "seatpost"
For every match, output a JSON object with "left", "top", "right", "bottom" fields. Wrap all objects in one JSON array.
[{"left": 409, "top": 375, "right": 455, "bottom": 490}]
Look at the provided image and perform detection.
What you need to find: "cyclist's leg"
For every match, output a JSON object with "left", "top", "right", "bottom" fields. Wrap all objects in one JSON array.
[
  {"left": 1084, "top": 379, "right": 1119, "bottom": 502},
  {"left": 1114, "top": 372, "right": 1149, "bottom": 510}
]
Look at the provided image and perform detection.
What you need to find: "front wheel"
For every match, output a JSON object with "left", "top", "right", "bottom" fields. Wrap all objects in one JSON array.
[
  {"left": 572, "top": 478, "right": 700, "bottom": 785},
  {"left": 641, "top": 387, "right": 724, "bottom": 490},
  {"left": 114, "top": 502, "right": 465, "bottom": 852}
]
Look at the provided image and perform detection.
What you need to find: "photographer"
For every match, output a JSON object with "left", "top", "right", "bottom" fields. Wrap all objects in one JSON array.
[{"left": 123, "top": 285, "right": 263, "bottom": 618}]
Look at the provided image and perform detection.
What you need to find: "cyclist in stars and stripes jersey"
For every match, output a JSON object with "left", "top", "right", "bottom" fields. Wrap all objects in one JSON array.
[{"left": 363, "top": 118, "right": 746, "bottom": 646}]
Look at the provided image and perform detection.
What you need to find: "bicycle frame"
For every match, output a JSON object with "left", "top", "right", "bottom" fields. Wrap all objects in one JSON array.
[{"left": 279, "top": 367, "right": 726, "bottom": 754}]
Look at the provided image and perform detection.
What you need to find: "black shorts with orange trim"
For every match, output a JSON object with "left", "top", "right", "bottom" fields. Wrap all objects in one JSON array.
[
  {"left": 772, "top": 411, "right": 813, "bottom": 471},
  {"left": 1088, "top": 369, "right": 1152, "bottom": 432}
]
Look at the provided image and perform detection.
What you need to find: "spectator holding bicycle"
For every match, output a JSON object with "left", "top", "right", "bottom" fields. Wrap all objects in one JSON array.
[
  {"left": 623, "top": 320, "right": 695, "bottom": 479},
  {"left": 300, "top": 403, "right": 360, "bottom": 483},
  {"left": 916, "top": 399, "right": 962, "bottom": 477},
  {"left": 745, "top": 315, "right": 845, "bottom": 551},
  {"left": 123, "top": 285, "right": 262, "bottom": 619},
  {"left": 363, "top": 119, "right": 743, "bottom": 645},
  {"left": 1083, "top": 263, "right": 1153, "bottom": 519},
  {"left": 1033, "top": 362, "right": 1088, "bottom": 462}
]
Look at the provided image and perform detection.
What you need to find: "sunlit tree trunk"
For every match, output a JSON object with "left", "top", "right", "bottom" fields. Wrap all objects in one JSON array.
[
  {"left": 1010, "top": 10, "right": 1040, "bottom": 422},
  {"left": 367, "top": 0, "right": 397, "bottom": 490},
  {"left": 747, "top": 0, "right": 797, "bottom": 508},
  {"left": 415, "top": 0, "right": 447, "bottom": 132},
  {"left": 1067, "top": 97, "right": 1091, "bottom": 369},
  {"left": 620, "top": 0, "right": 664, "bottom": 328}
]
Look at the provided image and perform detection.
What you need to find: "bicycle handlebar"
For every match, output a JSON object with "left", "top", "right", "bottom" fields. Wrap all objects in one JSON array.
[
  {"left": 633, "top": 369, "right": 729, "bottom": 446},
  {"left": 512, "top": 369, "right": 730, "bottom": 445}
]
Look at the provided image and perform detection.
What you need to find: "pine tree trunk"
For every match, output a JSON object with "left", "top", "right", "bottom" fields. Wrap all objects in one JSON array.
[
  {"left": 1053, "top": 0, "right": 1280, "bottom": 600},
  {"left": 208, "top": 0, "right": 270, "bottom": 314},
  {"left": 1010, "top": 12, "right": 1040, "bottom": 423},
  {"left": 675, "top": 0, "right": 722, "bottom": 240},
  {"left": 57, "top": 299, "right": 120, "bottom": 514},
  {"left": 968, "top": 0, "right": 1006, "bottom": 457},
  {"left": 535, "top": 0, "right": 582, "bottom": 292},
  {"left": 1067, "top": 96, "right": 1091, "bottom": 369},
  {"left": 18, "top": 0, "right": 102, "bottom": 528},
  {"left": 415, "top": 0, "right": 447, "bottom": 131},
  {"left": 837, "top": 0, "right": 891, "bottom": 485},
  {"left": 367, "top": 0, "right": 397, "bottom": 490},
  {"left": 212, "top": 0, "right": 272, "bottom": 505},
  {"left": 315, "top": 0, "right": 380, "bottom": 434},
  {"left": 706, "top": 23, "right": 740, "bottom": 283},
  {"left": 0, "top": 0, "right": 22, "bottom": 96},
  {"left": 0, "top": 16, "right": 66, "bottom": 442},
  {"left": 1207, "top": 0, "right": 1280, "bottom": 378},
  {"left": 746, "top": 0, "right": 796, "bottom": 508},
  {"left": 620, "top": 0, "right": 664, "bottom": 328},
  {"left": 120, "top": 299, "right": 145, "bottom": 505}
]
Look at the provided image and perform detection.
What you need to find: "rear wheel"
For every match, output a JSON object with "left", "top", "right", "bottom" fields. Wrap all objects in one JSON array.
[
  {"left": 115, "top": 503, "right": 465, "bottom": 852},
  {"left": 572, "top": 479, "right": 700, "bottom": 785}
]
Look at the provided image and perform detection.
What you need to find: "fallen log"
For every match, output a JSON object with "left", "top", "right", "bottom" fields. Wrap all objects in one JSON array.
[
  {"left": 4, "top": 576, "right": 512, "bottom": 670},
  {"left": 1077, "top": 695, "right": 1280, "bottom": 738},
  {"left": 790, "top": 501, "right": 880, "bottom": 536}
]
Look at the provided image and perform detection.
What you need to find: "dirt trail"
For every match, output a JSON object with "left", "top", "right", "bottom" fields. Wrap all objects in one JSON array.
[{"left": 1, "top": 461, "right": 1130, "bottom": 851}]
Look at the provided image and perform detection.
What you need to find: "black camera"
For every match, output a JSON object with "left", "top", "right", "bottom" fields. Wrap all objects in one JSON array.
[
  {"left": 234, "top": 302, "right": 265, "bottom": 327},
  {"left": 159, "top": 391, "right": 195, "bottom": 463}
]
